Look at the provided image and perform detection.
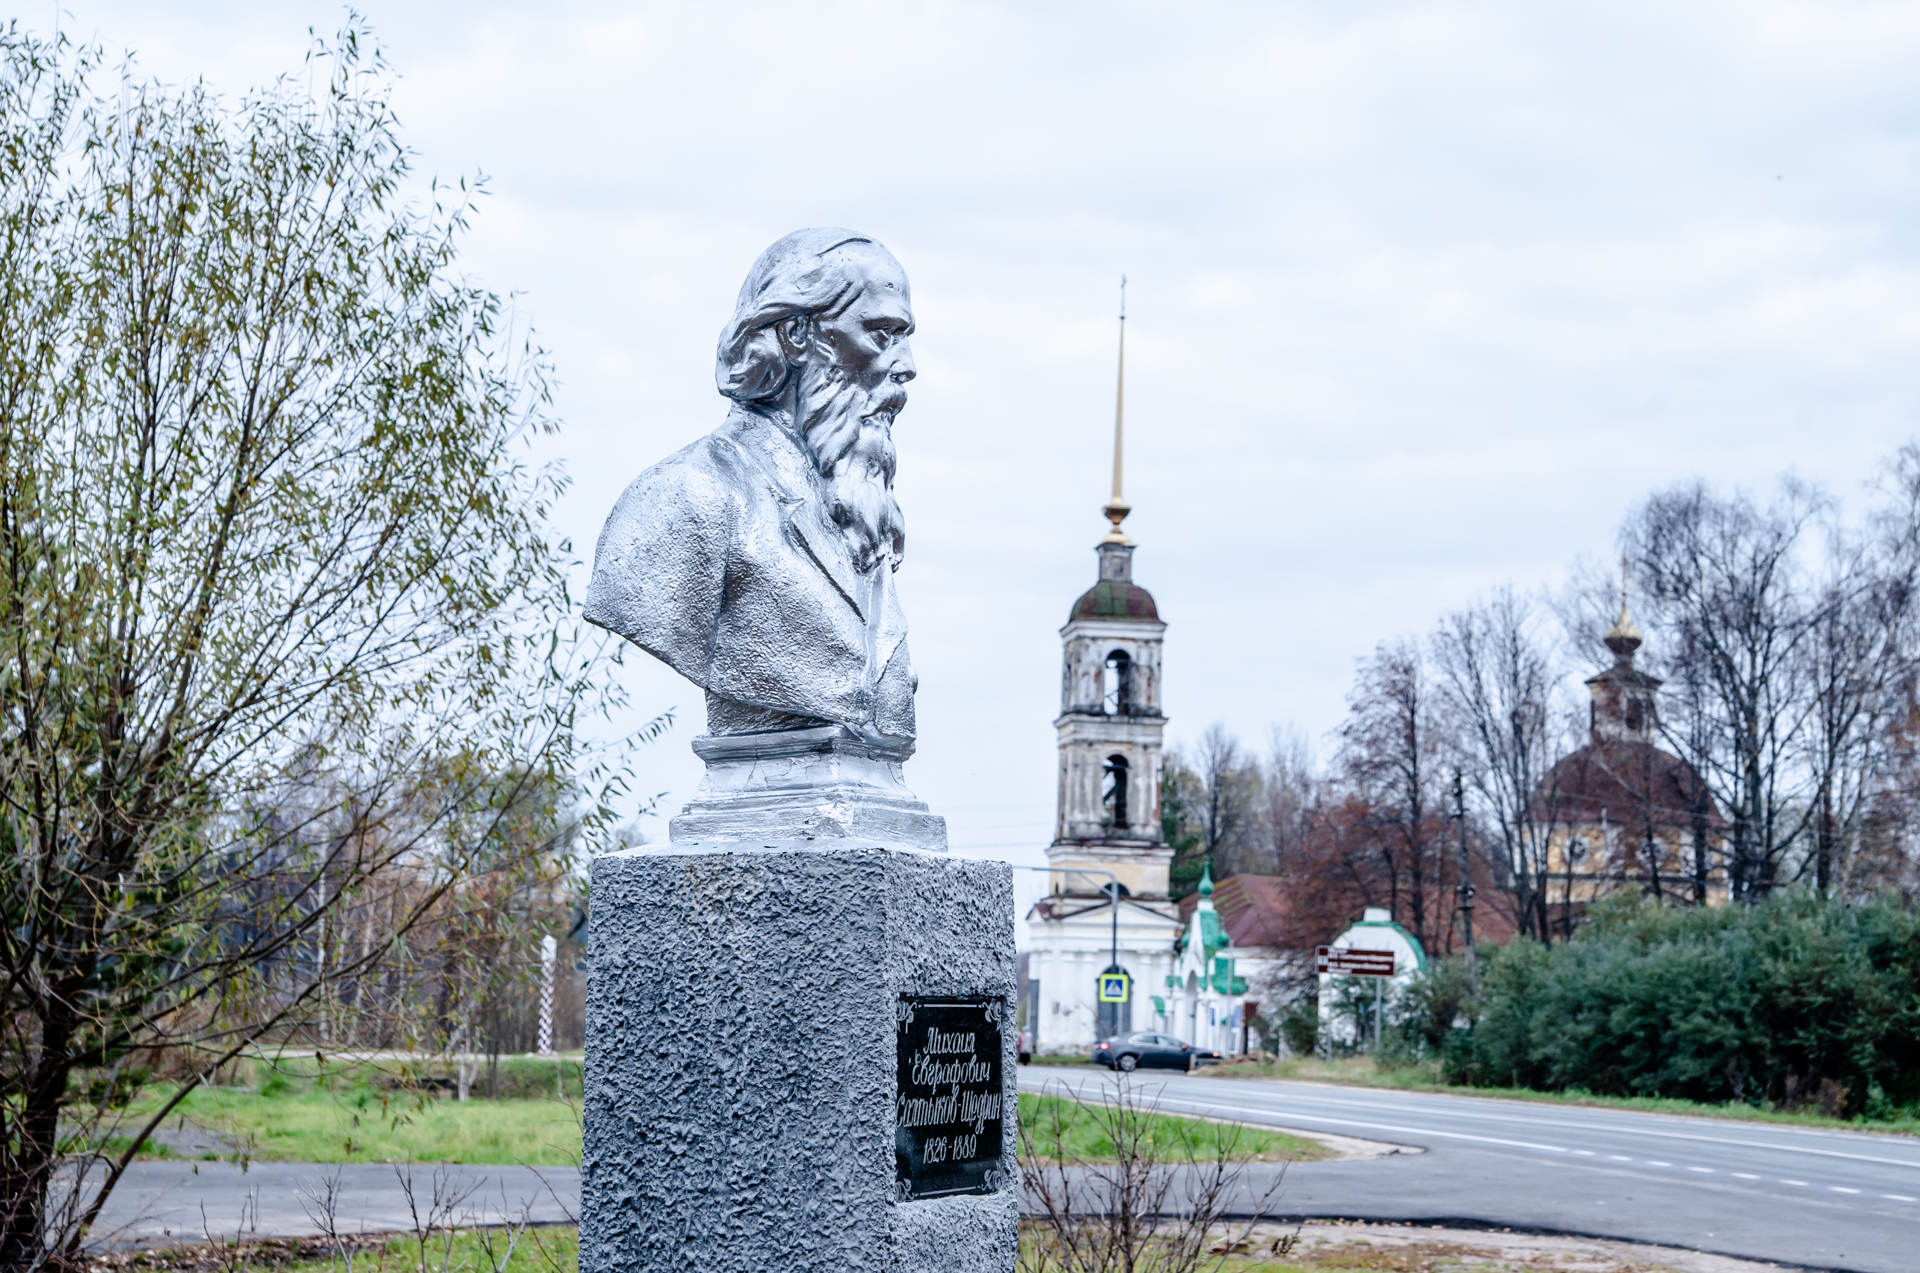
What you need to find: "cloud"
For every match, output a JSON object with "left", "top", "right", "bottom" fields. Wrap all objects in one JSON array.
[{"left": 54, "top": 0, "right": 1920, "bottom": 864}]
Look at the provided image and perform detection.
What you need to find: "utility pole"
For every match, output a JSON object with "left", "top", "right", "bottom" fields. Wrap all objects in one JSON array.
[
  {"left": 1453, "top": 771, "right": 1477, "bottom": 996},
  {"left": 538, "top": 934, "right": 558, "bottom": 1056}
]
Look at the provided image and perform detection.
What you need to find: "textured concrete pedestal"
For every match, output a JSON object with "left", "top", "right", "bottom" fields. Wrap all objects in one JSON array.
[{"left": 582, "top": 843, "right": 1017, "bottom": 1273}]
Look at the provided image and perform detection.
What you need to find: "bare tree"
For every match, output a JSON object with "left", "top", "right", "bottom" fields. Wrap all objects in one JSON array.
[
  {"left": 1164, "top": 726, "right": 1264, "bottom": 890},
  {"left": 1018, "top": 1075, "right": 1288, "bottom": 1273},
  {"left": 1259, "top": 727, "right": 1316, "bottom": 875},
  {"left": 1333, "top": 640, "right": 1450, "bottom": 950},
  {"left": 1624, "top": 481, "right": 1828, "bottom": 901},
  {"left": 0, "top": 29, "right": 636, "bottom": 1268},
  {"left": 1196, "top": 724, "right": 1263, "bottom": 876},
  {"left": 1431, "top": 588, "right": 1571, "bottom": 942},
  {"left": 1795, "top": 539, "right": 1911, "bottom": 897}
]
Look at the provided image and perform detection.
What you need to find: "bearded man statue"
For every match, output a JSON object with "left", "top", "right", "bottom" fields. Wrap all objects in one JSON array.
[{"left": 586, "top": 228, "right": 922, "bottom": 753}]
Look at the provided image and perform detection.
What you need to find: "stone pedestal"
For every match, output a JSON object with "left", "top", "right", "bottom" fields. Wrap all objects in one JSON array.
[{"left": 582, "top": 842, "right": 1017, "bottom": 1273}]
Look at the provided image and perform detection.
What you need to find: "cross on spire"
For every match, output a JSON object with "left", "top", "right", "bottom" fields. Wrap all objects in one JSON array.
[{"left": 1605, "top": 553, "right": 1643, "bottom": 660}]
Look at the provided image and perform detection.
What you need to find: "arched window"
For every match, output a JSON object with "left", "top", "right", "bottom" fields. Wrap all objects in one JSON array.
[
  {"left": 1103, "top": 650, "right": 1133, "bottom": 715},
  {"left": 1103, "top": 754, "right": 1131, "bottom": 830}
]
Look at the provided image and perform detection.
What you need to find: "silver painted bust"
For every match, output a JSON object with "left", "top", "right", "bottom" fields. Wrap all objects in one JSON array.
[{"left": 586, "top": 229, "right": 944, "bottom": 846}]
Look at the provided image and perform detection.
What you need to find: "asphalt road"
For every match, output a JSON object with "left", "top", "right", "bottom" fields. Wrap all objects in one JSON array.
[{"left": 1027, "top": 1065, "right": 1920, "bottom": 1273}]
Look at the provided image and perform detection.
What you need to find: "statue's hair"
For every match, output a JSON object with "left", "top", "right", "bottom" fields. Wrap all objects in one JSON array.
[{"left": 714, "top": 228, "right": 891, "bottom": 401}]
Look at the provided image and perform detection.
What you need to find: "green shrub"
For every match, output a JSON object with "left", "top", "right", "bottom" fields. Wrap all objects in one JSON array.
[
  {"left": 484, "top": 1056, "right": 584, "bottom": 1100},
  {"left": 1452, "top": 892, "right": 1920, "bottom": 1116},
  {"left": 1279, "top": 1002, "right": 1319, "bottom": 1057}
]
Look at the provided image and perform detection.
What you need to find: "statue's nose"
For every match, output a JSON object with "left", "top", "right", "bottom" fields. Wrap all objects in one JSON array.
[{"left": 890, "top": 341, "right": 917, "bottom": 383}]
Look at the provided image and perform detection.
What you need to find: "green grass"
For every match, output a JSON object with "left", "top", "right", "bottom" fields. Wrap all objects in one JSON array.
[
  {"left": 169, "top": 1087, "right": 581, "bottom": 1165},
  {"left": 121, "top": 1060, "right": 583, "bottom": 1165},
  {"left": 1016, "top": 1092, "right": 1325, "bottom": 1163},
  {"left": 112, "top": 1053, "right": 1344, "bottom": 1169},
  {"left": 1207, "top": 1054, "right": 1920, "bottom": 1137}
]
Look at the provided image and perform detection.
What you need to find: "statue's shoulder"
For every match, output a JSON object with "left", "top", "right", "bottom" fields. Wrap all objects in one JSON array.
[{"left": 608, "top": 418, "right": 769, "bottom": 521}]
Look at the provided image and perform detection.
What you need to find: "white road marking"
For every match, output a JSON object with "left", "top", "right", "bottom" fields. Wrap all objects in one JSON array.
[
  {"left": 1688, "top": 1167, "right": 1714, "bottom": 1173},
  {"left": 1648, "top": 1161, "right": 1672, "bottom": 1167},
  {"left": 1609, "top": 1155, "right": 1632, "bottom": 1161},
  {"left": 1831, "top": 1187, "right": 1862, "bottom": 1194},
  {"left": 1733, "top": 1173, "right": 1760, "bottom": 1179},
  {"left": 1573, "top": 1149, "right": 1593, "bottom": 1156},
  {"left": 1148, "top": 1079, "right": 1920, "bottom": 1172},
  {"left": 1884, "top": 1194, "right": 1916, "bottom": 1202},
  {"left": 1111, "top": 1093, "right": 1574, "bottom": 1155},
  {"left": 1783, "top": 1180, "right": 1809, "bottom": 1186}
]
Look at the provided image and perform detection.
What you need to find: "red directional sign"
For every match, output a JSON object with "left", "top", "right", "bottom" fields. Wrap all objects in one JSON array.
[{"left": 1315, "top": 945, "right": 1397, "bottom": 977}]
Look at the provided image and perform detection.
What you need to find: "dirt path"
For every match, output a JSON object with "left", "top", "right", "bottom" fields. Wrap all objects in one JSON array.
[{"left": 1241, "top": 1221, "right": 1812, "bottom": 1272}]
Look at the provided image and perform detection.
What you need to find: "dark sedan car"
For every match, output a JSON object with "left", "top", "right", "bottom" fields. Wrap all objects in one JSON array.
[{"left": 1091, "top": 1032, "right": 1221, "bottom": 1072}]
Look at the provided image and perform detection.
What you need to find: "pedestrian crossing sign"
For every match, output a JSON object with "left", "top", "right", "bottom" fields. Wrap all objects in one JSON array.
[{"left": 1098, "top": 972, "right": 1130, "bottom": 1003}]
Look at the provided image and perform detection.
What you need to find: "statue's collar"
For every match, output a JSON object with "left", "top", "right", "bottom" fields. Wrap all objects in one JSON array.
[
  {"left": 723, "top": 406, "right": 875, "bottom": 620},
  {"left": 725, "top": 405, "right": 817, "bottom": 496}
]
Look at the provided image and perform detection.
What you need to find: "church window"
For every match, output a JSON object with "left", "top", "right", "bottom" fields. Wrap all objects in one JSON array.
[
  {"left": 1626, "top": 698, "right": 1644, "bottom": 732},
  {"left": 1104, "top": 754, "right": 1130, "bottom": 830},
  {"left": 1104, "top": 650, "right": 1133, "bottom": 715}
]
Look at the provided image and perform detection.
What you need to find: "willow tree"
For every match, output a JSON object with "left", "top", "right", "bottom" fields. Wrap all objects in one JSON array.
[{"left": 0, "top": 28, "right": 628, "bottom": 1267}]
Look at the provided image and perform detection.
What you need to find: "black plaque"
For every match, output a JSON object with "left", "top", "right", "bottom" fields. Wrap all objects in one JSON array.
[{"left": 895, "top": 995, "right": 1006, "bottom": 1201}]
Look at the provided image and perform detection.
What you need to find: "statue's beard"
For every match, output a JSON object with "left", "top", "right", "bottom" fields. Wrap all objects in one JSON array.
[{"left": 797, "top": 367, "right": 907, "bottom": 574}]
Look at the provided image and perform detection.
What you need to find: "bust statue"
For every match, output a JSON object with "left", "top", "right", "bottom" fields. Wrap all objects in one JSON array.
[
  {"left": 586, "top": 229, "right": 942, "bottom": 845},
  {"left": 586, "top": 227, "right": 919, "bottom": 741}
]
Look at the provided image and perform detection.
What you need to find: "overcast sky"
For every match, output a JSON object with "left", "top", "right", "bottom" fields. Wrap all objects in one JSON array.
[{"left": 56, "top": 1, "right": 1920, "bottom": 911}]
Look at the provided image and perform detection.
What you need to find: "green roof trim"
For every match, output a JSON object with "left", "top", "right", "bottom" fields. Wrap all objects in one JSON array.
[
  {"left": 1209, "top": 955, "right": 1247, "bottom": 996},
  {"left": 1150, "top": 995, "right": 1166, "bottom": 1013},
  {"left": 1348, "top": 919, "right": 1430, "bottom": 973},
  {"left": 1199, "top": 909, "right": 1227, "bottom": 956}
]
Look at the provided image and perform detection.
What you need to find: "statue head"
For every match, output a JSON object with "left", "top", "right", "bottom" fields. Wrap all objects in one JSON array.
[{"left": 716, "top": 229, "right": 916, "bottom": 572}]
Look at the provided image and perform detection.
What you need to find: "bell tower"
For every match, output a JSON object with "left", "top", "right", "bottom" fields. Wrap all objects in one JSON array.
[
  {"left": 1587, "top": 560, "right": 1662, "bottom": 744},
  {"left": 1046, "top": 285, "right": 1172, "bottom": 901},
  {"left": 1023, "top": 282, "right": 1182, "bottom": 1055}
]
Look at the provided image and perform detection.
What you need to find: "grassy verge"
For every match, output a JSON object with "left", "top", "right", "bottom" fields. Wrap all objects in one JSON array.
[
  {"left": 121, "top": 1059, "right": 583, "bottom": 1165},
  {"left": 148, "top": 1086, "right": 582, "bottom": 1164},
  {"left": 1016, "top": 1092, "right": 1325, "bottom": 1163},
  {"left": 1207, "top": 1054, "right": 1920, "bottom": 1137},
  {"left": 117, "top": 1055, "right": 1347, "bottom": 1168}
]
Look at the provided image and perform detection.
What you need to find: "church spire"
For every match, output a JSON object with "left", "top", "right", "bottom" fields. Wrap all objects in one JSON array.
[{"left": 1102, "top": 277, "right": 1132, "bottom": 545}]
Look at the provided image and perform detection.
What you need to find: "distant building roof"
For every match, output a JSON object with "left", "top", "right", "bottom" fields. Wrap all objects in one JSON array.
[
  {"left": 1177, "top": 873, "right": 1295, "bottom": 949},
  {"left": 1071, "top": 580, "right": 1160, "bottom": 623},
  {"left": 1535, "top": 740, "right": 1728, "bottom": 830}
]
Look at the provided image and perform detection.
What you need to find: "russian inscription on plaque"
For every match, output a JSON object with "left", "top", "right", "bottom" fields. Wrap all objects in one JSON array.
[{"left": 895, "top": 996, "right": 1005, "bottom": 1201}]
